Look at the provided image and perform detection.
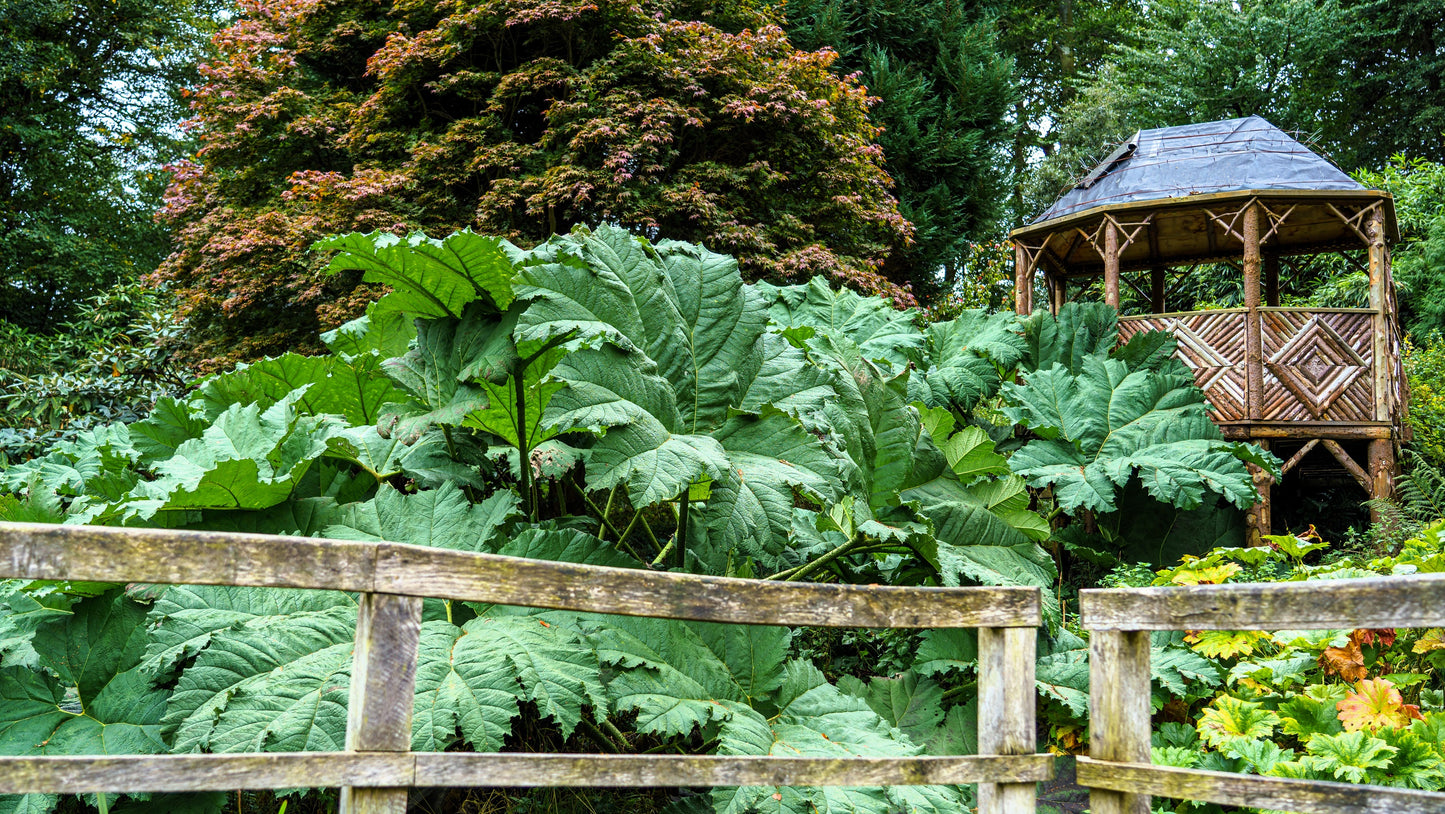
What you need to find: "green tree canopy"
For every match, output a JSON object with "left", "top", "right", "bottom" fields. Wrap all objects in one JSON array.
[
  {"left": 1028, "top": 0, "right": 1445, "bottom": 206},
  {"left": 155, "top": 0, "right": 914, "bottom": 370},
  {"left": 0, "top": 0, "right": 214, "bottom": 331}
]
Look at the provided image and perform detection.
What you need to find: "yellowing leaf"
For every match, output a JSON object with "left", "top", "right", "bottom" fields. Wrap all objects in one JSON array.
[
  {"left": 1171, "top": 562, "right": 1242, "bottom": 585},
  {"left": 1187, "top": 629, "right": 1268, "bottom": 659},
  {"left": 1413, "top": 629, "right": 1445, "bottom": 654},
  {"left": 1197, "top": 695, "right": 1279, "bottom": 748},
  {"left": 1337, "top": 678, "right": 1424, "bottom": 732}
]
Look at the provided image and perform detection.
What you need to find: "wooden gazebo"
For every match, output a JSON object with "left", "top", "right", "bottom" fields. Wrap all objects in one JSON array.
[{"left": 1011, "top": 117, "right": 1406, "bottom": 538}]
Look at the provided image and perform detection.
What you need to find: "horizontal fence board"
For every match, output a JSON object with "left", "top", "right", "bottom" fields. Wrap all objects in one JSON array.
[
  {"left": 373, "top": 544, "right": 1040, "bottom": 628},
  {"left": 0, "top": 523, "right": 1041, "bottom": 628},
  {"left": 1076, "top": 758, "right": 1445, "bottom": 814},
  {"left": 1080, "top": 575, "right": 1445, "bottom": 630},
  {"left": 0, "top": 523, "right": 375, "bottom": 593},
  {"left": 0, "top": 754, "right": 414, "bottom": 794},
  {"left": 413, "top": 754, "right": 1053, "bottom": 787},
  {"left": 0, "top": 753, "right": 1054, "bottom": 794}
]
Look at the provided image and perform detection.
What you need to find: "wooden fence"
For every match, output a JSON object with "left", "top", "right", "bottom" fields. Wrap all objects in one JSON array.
[
  {"left": 0, "top": 522, "right": 1052, "bottom": 814},
  {"left": 1080, "top": 575, "right": 1445, "bottom": 814}
]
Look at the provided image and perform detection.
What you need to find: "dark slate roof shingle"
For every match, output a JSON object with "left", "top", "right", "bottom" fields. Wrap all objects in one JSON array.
[{"left": 1034, "top": 116, "right": 1362, "bottom": 223}]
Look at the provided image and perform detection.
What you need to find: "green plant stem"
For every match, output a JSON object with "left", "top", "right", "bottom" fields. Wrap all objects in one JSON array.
[
  {"left": 766, "top": 533, "right": 863, "bottom": 582},
  {"left": 940, "top": 682, "right": 977, "bottom": 704},
  {"left": 602, "top": 719, "right": 630, "bottom": 750},
  {"left": 580, "top": 718, "right": 621, "bottom": 754},
  {"left": 675, "top": 490, "right": 690, "bottom": 569},
  {"left": 569, "top": 482, "right": 648, "bottom": 562},
  {"left": 640, "top": 513, "right": 663, "bottom": 556},
  {"left": 602, "top": 486, "right": 617, "bottom": 525},
  {"left": 573, "top": 482, "right": 626, "bottom": 538},
  {"left": 650, "top": 533, "right": 677, "bottom": 568},
  {"left": 515, "top": 377, "right": 534, "bottom": 521}
]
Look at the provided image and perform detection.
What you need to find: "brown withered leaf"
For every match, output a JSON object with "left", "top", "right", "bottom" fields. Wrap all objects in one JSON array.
[{"left": 1319, "top": 633, "right": 1368, "bottom": 682}]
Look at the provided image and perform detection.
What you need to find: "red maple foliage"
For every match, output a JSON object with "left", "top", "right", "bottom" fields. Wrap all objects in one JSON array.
[{"left": 154, "top": 0, "right": 913, "bottom": 369}]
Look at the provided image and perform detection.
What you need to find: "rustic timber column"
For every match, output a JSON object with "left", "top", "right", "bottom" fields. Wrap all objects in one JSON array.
[
  {"left": 977, "top": 626, "right": 1037, "bottom": 814},
  {"left": 1052, "top": 275, "right": 1066, "bottom": 314},
  {"left": 1242, "top": 204, "right": 1270, "bottom": 541},
  {"left": 1243, "top": 203, "right": 1264, "bottom": 420},
  {"left": 1104, "top": 220, "right": 1121, "bottom": 308},
  {"left": 1014, "top": 244, "right": 1033, "bottom": 315},
  {"left": 1150, "top": 266, "right": 1166, "bottom": 313},
  {"left": 1252, "top": 439, "right": 1271, "bottom": 542},
  {"left": 341, "top": 593, "right": 423, "bottom": 814},
  {"left": 1088, "top": 630, "right": 1151, "bottom": 814},
  {"left": 1367, "top": 206, "right": 1395, "bottom": 510}
]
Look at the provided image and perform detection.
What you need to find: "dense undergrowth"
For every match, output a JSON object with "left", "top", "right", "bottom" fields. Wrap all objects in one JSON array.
[
  {"left": 1096, "top": 525, "right": 1445, "bottom": 812},
  {"left": 0, "top": 226, "right": 1279, "bottom": 814}
]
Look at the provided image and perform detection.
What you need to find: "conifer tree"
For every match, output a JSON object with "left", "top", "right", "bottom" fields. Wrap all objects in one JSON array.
[{"left": 783, "top": 0, "right": 1016, "bottom": 299}]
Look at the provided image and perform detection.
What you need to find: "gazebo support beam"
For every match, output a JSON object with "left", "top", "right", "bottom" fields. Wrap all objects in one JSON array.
[
  {"left": 1367, "top": 206, "right": 1395, "bottom": 518},
  {"left": 1014, "top": 243, "right": 1039, "bottom": 315},
  {"left": 1104, "top": 221, "right": 1121, "bottom": 308},
  {"left": 1242, "top": 203, "right": 1269, "bottom": 542}
]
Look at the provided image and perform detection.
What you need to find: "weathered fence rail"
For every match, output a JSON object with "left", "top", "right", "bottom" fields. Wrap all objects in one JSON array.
[
  {"left": 0, "top": 522, "right": 1052, "bottom": 814},
  {"left": 1081, "top": 575, "right": 1445, "bottom": 814}
]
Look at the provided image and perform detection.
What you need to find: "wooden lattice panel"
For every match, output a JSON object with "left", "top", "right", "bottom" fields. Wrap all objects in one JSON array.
[
  {"left": 1120, "top": 311, "right": 1249, "bottom": 420},
  {"left": 1119, "top": 309, "right": 1376, "bottom": 423},
  {"left": 1261, "top": 310, "right": 1373, "bottom": 421}
]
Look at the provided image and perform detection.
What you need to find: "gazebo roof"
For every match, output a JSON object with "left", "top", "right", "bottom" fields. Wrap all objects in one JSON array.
[
  {"left": 1033, "top": 116, "right": 1362, "bottom": 223},
  {"left": 1012, "top": 116, "right": 1396, "bottom": 273}
]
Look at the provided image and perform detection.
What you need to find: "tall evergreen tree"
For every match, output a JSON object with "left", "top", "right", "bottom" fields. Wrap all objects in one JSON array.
[
  {"left": 996, "top": 0, "right": 1139, "bottom": 218},
  {"left": 783, "top": 0, "right": 1017, "bottom": 299}
]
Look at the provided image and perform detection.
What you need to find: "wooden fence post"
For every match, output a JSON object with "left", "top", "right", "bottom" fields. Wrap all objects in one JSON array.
[
  {"left": 1088, "top": 630, "right": 1151, "bottom": 814},
  {"left": 976, "top": 627, "right": 1036, "bottom": 814},
  {"left": 340, "top": 593, "right": 423, "bottom": 814}
]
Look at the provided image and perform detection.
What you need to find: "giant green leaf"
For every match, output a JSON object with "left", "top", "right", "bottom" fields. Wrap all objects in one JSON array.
[
  {"left": 752, "top": 278, "right": 924, "bottom": 372},
  {"left": 1005, "top": 355, "right": 1275, "bottom": 513},
  {"left": 322, "top": 483, "right": 517, "bottom": 552},
  {"left": 116, "top": 391, "right": 339, "bottom": 522},
  {"left": 195, "top": 353, "right": 406, "bottom": 426},
  {"left": 378, "top": 308, "right": 497, "bottom": 443},
  {"left": 910, "top": 310, "right": 1024, "bottom": 412},
  {"left": 140, "top": 586, "right": 355, "bottom": 680},
  {"left": 315, "top": 230, "right": 519, "bottom": 319},
  {"left": 701, "top": 409, "right": 841, "bottom": 568},
  {"left": 546, "top": 346, "right": 729, "bottom": 508},
  {"left": 0, "top": 591, "right": 167, "bottom": 770},
  {"left": 163, "top": 599, "right": 357, "bottom": 753},
  {"left": 1021, "top": 302, "right": 1117, "bottom": 374}
]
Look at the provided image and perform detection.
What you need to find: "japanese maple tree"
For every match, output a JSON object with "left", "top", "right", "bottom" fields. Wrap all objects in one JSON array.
[{"left": 155, "top": 0, "right": 913, "bottom": 369}]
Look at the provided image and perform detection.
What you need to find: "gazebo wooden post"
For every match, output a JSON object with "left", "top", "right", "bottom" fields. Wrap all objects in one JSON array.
[
  {"left": 1150, "top": 266, "right": 1166, "bottom": 314},
  {"left": 1242, "top": 203, "right": 1270, "bottom": 541},
  {"left": 1367, "top": 207, "right": 1395, "bottom": 512},
  {"left": 1052, "top": 275, "right": 1066, "bottom": 314},
  {"left": 1014, "top": 244, "right": 1034, "bottom": 315},
  {"left": 1103, "top": 220, "right": 1121, "bottom": 308}
]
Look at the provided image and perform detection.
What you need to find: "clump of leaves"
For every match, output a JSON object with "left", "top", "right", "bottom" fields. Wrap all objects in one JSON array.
[
  {"left": 0, "top": 226, "right": 1277, "bottom": 814},
  {"left": 1135, "top": 527, "right": 1445, "bottom": 811}
]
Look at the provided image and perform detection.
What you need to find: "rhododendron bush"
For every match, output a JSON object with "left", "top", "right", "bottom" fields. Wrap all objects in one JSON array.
[{"left": 155, "top": 0, "right": 913, "bottom": 370}]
